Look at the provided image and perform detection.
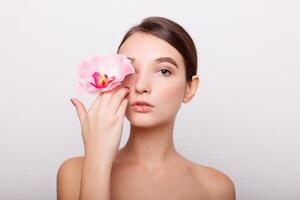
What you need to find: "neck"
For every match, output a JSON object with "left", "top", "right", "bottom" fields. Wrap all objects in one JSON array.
[{"left": 119, "top": 118, "right": 179, "bottom": 168}]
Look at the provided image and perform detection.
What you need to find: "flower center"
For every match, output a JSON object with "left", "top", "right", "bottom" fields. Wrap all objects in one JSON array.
[{"left": 90, "top": 72, "right": 116, "bottom": 89}]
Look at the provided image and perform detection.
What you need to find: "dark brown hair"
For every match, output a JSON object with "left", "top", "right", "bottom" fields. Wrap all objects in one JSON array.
[{"left": 117, "top": 16, "right": 198, "bottom": 82}]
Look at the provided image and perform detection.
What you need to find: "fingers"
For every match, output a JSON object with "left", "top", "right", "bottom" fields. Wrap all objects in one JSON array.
[
  {"left": 72, "top": 86, "right": 129, "bottom": 126},
  {"left": 110, "top": 87, "right": 130, "bottom": 115},
  {"left": 100, "top": 85, "right": 123, "bottom": 107},
  {"left": 88, "top": 91, "right": 103, "bottom": 113},
  {"left": 116, "top": 97, "right": 129, "bottom": 118},
  {"left": 70, "top": 98, "right": 87, "bottom": 127},
  {"left": 89, "top": 85, "right": 122, "bottom": 113}
]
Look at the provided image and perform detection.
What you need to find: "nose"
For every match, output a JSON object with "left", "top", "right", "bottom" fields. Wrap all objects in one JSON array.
[{"left": 134, "top": 70, "right": 152, "bottom": 94}]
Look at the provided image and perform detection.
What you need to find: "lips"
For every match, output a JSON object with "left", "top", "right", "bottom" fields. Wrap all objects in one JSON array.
[
  {"left": 131, "top": 101, "right": 154, "bottom": 107},
  {"left": 131, "top": 101, "right": 153, "bottom": 112}
]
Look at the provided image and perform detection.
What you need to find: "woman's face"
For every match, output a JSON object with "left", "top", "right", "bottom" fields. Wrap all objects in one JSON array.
[{"left": 118, "top": 32, "right": 187, "bottom": 127}]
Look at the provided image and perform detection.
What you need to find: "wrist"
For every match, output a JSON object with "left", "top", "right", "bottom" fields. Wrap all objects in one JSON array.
[{"left": 83, "top": 152, "right": 114, "bottom": 170}]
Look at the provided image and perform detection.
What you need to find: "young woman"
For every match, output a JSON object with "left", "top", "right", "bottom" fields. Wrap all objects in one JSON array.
[{"left": 57, "top": 16, "right": 236, "bottom": 200}]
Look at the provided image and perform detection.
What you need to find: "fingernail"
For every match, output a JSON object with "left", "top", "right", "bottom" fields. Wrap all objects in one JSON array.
[{"left": 70, "top": 98, "right": 75, "bottom": 106}]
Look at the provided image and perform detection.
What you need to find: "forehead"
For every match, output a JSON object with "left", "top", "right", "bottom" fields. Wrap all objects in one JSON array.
[{"left": 118, "top": 32, "right": 184, "bottom": 67}]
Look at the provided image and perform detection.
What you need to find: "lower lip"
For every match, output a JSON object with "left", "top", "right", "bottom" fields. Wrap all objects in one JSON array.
[{"left": 131, "top": 104, "right": 153, "bottom": 112}]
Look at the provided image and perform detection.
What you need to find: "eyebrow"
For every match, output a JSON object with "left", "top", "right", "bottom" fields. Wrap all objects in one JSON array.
[{"left": 127, "top": 57, "right": 178, "bottom": 68}]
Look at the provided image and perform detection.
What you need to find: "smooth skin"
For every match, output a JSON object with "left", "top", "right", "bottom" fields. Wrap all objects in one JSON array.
[
  {"left": 68, "top": 85, "right": 130, "bottom": 200},
  {"left": 57, "top": 32, "right": 236, "bottom": 200}
]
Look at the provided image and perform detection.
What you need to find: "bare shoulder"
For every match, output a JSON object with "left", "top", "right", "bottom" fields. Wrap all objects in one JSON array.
[
  {"left": 191, "top": 162, "right": 236, "bottom": 200},
  {"left": 56, "top": 156, "right": 84, "bottom": 200}
]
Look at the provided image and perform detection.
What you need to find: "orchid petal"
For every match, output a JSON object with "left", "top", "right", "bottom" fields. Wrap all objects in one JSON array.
[{"left": 76, "top": 54, "right": 135, "bottom": 95}]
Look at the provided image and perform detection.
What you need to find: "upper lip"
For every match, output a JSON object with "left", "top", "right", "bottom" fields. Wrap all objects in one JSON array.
[{"left": 131, "top": 101, "right": 154, "bottom": 107}]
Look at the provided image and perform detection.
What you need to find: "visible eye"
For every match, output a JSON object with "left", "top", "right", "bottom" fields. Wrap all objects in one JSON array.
[{"left": 158, "top": 68, "right": 172, "bottom": 77}]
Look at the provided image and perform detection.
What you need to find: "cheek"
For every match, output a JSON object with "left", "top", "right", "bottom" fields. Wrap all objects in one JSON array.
[
  {"left": 121, "top": 73, "right": 136, "bottom": 87},
  {"left": 156, "top": 80, "right": 186, "bottom": 109}
]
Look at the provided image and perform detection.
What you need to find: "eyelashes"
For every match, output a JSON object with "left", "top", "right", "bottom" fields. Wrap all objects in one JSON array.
[
  {"left": 132, "top": 67, "right": 173, "bottom": 77},
  {"left": 158, "top": 68, "right": 172, "bottom": 76}
]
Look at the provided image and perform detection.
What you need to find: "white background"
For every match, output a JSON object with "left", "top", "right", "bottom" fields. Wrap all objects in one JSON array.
[{"left": 0, "top": 0, "right": 299, "bottom": 199}]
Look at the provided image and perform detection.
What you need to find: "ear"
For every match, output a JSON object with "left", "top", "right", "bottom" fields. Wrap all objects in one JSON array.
[{"left": 183, "top": 75, "right": 199, "bottom": 103}]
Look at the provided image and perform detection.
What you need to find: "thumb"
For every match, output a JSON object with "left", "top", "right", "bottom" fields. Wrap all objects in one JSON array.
[{"left": 70, "top": 98, "right": 87, "bottom": 127}]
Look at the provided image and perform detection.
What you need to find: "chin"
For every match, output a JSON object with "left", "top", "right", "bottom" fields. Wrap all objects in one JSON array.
[
  {"left": 125, "top": 113, "right": 156, "bottom": 128},
  {"left": 126, "top": 113, "right": 174, "bottom": 129}
]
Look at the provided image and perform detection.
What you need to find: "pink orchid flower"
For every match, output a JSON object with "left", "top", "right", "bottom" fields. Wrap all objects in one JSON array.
[{"left": 77, "top": 54, "right": 135, "bottom": 95}]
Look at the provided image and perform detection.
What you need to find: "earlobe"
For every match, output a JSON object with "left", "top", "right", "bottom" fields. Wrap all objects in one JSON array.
[{"left": 183, "top": 75, "right": 199, "bottom": 103}]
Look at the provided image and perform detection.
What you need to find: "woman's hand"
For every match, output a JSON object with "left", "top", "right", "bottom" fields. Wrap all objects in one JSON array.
[{"left": 70, "top": 86, "right": 130, "bottom": 165}]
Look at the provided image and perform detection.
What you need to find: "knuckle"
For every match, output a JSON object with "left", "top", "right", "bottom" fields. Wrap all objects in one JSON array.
[
  {"left": 117, "top": 88, "right": 127, "bottom": 97},
  {"left": 106, "top": 115, "right": 118, "bottom": 127}
]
